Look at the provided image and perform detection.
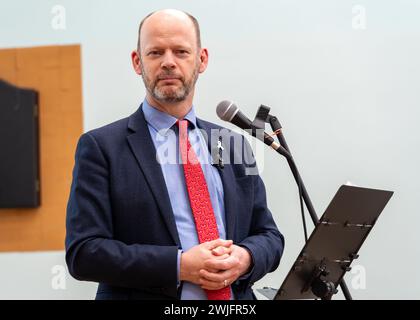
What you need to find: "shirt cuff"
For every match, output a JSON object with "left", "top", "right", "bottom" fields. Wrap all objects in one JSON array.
[{"left": 177, "top": 249, "right": 182, "bottom": 288}]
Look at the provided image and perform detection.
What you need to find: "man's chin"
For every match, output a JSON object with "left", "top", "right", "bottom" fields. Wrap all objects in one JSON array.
[
  {"left": 154, "top": 88, "right": 186, "bottom": 102},
  {"left": 156, "top": 84, "right": 180, "bottom": 94},
  {"left": 153, "top": 92, "right": 186, "bottom": 103}
]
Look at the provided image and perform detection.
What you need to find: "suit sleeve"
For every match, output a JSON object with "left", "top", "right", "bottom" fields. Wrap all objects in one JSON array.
[
  {"left": 65, "top": 133, "right": 179, "bottom": 290},
  {"left": 238, "top": 137, "right": 285, "bottom": 287}
]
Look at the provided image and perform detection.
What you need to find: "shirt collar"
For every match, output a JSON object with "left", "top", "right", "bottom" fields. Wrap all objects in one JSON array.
[{"left": 142, "top": 98, "right": 197, "bottom": 136}]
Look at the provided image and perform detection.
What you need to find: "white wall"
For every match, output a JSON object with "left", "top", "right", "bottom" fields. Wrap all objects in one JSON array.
[
  {"left": 0, "top": 251, "right": 97, "bottom": 300},
  {"left": 1, "top": 0, "right": 419, "bottom": 299}
]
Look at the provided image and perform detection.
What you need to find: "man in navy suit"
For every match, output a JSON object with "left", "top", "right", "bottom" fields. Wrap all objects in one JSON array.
[{"left": 65, "top": 9, "right": 284, "bottom": 300}]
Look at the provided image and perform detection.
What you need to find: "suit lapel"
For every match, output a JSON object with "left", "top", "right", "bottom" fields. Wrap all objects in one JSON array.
[
  {"left": 196, "top": 119, "right": 236, "bottom": 241},
  {"left": 126, "top": 105, "right": 181, "bottom": 247}
]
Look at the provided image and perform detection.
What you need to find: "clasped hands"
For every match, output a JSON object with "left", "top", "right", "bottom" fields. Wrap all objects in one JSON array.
[{"left": 180, "top": 239, "right": 252, "bottom": 290}]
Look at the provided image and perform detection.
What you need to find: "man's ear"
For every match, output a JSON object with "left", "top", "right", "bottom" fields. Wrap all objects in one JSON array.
[
  {"left": 131, "top": 51, "right": 142, "bottom": 75},
  {"left": 198, "top": 48, "right": 209, "bottom": 74}
]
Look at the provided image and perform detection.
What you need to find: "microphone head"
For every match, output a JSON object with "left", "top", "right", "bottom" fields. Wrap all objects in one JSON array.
[{"left": 216, "top": 100, "right": 239, "bottom": 122}]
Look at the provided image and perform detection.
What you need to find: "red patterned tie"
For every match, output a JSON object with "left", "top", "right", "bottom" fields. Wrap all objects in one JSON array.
[{"left": 178, "top": 119, "right": 231, "bottom": 300}]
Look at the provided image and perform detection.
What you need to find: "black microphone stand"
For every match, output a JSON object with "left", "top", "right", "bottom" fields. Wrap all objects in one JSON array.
[{"left": 252, "top": 105, "right": 353, "bottom": 300}]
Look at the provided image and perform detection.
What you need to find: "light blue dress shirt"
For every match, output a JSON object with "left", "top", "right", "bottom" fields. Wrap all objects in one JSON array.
[{"left": 142, "top": 99, "right": 228, "bottom": 300}]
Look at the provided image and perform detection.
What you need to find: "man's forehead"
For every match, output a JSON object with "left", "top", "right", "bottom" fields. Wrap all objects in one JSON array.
[{"left": 142, "top": 36, "right": 193, "bottom": 51}]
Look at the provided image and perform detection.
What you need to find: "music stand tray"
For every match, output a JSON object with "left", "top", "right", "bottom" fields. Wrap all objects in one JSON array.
[{"left": 274, "top": 185, "right": 393, "bottom": 300}]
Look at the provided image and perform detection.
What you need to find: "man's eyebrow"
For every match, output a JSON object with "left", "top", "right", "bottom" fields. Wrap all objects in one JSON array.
[
  {"left": 144, "top": 44, "right": 193, "bottom": 51},
  {"left": 173, "top": 46, "right": 192, "bottom": 51},
  {"left": 144, "top": 46, "right": 163, "bottom": 52}
]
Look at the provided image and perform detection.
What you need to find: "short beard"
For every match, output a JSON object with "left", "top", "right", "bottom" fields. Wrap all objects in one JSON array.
[{"left": 140, "top": 58, "right": 199, "bottom": 104}]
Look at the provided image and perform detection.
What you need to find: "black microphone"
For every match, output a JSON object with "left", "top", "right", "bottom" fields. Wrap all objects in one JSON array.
[{"left": 216, "top": 100, "right": 290, "bottom": 157}]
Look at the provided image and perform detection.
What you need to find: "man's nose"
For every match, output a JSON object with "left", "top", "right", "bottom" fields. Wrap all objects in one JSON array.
[{"left": 161, "top": 51, "right": 176, "bottom": 69}]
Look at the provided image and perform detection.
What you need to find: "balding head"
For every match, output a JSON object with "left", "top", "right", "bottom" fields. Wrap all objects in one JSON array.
[
  {"left": 137, "top": 9, "right": 201, "bottom": 53},
  {"left": 131, "top": 9, "right": 208, "bottom": 111}
]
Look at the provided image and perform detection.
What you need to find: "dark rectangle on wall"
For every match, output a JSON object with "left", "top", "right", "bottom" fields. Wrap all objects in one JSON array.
[{"left": 0, "top": 79, "right": 40, "bottom": 208}]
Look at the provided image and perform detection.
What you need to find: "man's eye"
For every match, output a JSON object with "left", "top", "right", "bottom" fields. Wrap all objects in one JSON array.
[
  {"left": 148, "top": 51, "right": 161, "bottom": 56},
  {"left": 176, "top": 50, "right": 189, "bottom": 55}
]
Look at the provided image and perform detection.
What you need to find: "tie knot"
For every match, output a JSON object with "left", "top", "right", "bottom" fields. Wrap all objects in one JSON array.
[
  {"left": 176, "top": 119, "right": 196, "bottom": 133},
  {"left": 177, "top": 118, "right": 191, "bottom": 126}
]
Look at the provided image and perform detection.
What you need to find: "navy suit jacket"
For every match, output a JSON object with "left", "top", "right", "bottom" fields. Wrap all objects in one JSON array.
[{"left": 65, "top": 104, "right": 284, "bottom": 300}]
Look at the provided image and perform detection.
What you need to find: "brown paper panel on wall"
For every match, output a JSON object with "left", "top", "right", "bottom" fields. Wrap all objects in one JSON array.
[{"left": 0, "top": 45, "right": 83, "bottom": 252}]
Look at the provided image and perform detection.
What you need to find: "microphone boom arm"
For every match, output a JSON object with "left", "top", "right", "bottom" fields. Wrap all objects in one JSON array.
[{"left": 251, "top": 105, "right": 353, "bottom": 301}]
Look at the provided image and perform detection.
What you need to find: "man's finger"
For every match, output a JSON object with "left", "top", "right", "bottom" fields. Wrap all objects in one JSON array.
[
  {"left": 204, "top": 256, "right": 239, "bottom": 271},
  {"left": 199, "top": 278, "right": 225, "bottom": 291},
  {"left": 200, "top": 268, "right": 234, "bottom": 283},
  {"left": 212, "top": 246, "right": 232, "bottom": 256},
  {"left": 205, "top": 239, "right": 233, "bottom": 250},
  {"left": 214, "top": 253, "right": 230, "bottom": 260}
]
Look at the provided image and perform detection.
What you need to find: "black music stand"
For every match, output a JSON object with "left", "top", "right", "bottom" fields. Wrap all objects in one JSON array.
[{"left": 260, "top": 184, "right": 393, "bottom": 300}]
